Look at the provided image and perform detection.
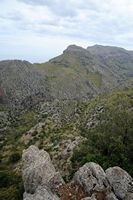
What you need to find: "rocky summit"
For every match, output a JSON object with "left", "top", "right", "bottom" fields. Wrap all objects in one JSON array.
[{"left": 22, "top": 145, "right": 133, "bottom": 200}]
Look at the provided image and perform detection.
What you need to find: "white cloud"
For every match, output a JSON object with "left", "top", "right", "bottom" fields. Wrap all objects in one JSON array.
[{"left": 0, "top": 0, "right": 133, "bottom": 61}]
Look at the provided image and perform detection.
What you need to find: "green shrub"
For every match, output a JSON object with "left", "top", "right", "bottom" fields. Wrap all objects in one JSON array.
[
  {"left": 8, "top": 152, "right": 21, "bottom": 163},
  {"left": 0, "top": 170, "right": 24, "bottom": 200},
  {"left": 72, "top": 88, "right": 133, "bottom": 176},
  {"left": 0, "top": 171, "right": 13, "bottom": 187},
  {"left": 0, "top": 185, "right": 23, "bottom": 200}
]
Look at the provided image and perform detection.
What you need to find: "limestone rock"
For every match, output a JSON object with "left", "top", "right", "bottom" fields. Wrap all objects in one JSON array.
[
  {"left": 23, "top": 186, "right": 59, "bottom": 200},
  {"left": 22, "top": 146, "right": 133, "bottom": 200},
  {"left": 22, "top": 145, "right": 64, "bottom": 195},
  {"left": 73, "top": 162, "right": 109, "bottom": 195},
  {"left": 106, "top": 166, "right": 133, "bottom": 200},
  {"left": 105, "top": 192, "right": 118, "bottom": 200}
]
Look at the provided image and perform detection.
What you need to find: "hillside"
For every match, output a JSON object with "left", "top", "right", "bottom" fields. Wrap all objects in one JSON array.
[
  {"left": 0, "top": 45, "right": 133, "bottom": 110},
  {"left": 36, "top": 44, "right": 133, "bottom": 101},
  {"left": 87, "top": 45, "right": 133, "bottom": 78},
  {"left": 0, "top": 60, "right": 50, "bottom": 109},
  {"left": 0, "top": 87, "right": 132, "bottom": 199}
]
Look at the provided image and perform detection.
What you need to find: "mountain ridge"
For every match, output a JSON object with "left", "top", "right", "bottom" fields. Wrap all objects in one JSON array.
[{"left": 0, "top": 44, "right": 133, "bottom": 109}]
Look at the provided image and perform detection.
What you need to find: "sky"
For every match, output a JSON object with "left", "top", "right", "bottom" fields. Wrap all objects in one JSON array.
[{"left": 0, "top": 0, "right": 133, "bottom": 62}]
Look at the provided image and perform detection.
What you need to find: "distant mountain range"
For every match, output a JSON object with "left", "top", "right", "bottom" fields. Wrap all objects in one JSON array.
[{"left": 0, "top": 44, "right": 133, "bottom": 108}]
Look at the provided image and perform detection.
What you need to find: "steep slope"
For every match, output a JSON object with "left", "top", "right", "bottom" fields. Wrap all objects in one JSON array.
[
  {"left": 0, "top": 60, "right": 51, "bottom": 109},
  {"left": 36, "top": 45, "right": 133, "bottom": 101},
  {"left": 36, "top": 46, "right": 98, "bottom": 101},
  {"left": 87, "top": 44, "right": 133, "bottom": 78}
]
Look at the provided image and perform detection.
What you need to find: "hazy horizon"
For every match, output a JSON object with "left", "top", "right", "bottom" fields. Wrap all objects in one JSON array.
[{"left": 1, "top": 0, "right": 133, "bottom": 62}]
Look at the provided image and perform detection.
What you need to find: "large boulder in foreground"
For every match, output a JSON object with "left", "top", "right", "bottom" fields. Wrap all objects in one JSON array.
[
  {"left": 22, "top": 145, "right": 64, "bottom": 199},
  {"left": 106, "top": 167, "right": 133, "bottom": 200},
  {"left": 22, "top": 145, "right": 133, "bottom": 200},
  {"left": 73, "top": 162, "right": 109, "bottom": 195}
]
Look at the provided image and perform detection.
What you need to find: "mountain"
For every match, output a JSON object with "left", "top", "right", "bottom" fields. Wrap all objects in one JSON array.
[
  {"left": 87, "top": 44, "right": 133, "bottom": 78},
  {"left": 36, "top": 44, "right": 133, "bottom": 101},
  {"left": 0, "top": 44, "right": 133, "bottom": 109},
  {"left": 0, "top": 60, "right": 51, "bottom": 109}
]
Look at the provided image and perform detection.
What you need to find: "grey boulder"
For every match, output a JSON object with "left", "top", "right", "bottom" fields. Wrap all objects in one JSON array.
[
  {"left": 73, "top": 162, "right": 109, "bottom": 195},
  {"left": 106, "top": 166, "right": 133, "bottom": 200},
  {"left": 22, "top": 145, "right": 133, "bottom": 200},
  {"left": 22, "top": 145, "right": 64, "bottom": 199}
]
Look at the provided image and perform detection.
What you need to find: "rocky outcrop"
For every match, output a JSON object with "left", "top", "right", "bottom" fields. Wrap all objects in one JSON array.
[
  {"left": 22, "top": 145, "right": 64, "bottom": 199},
  {"left": 22, "top": 145, "right": 133, "bottom": 200},
  {"left": 72, "top": 162, "right": 109, "bottom": 196},
  {"left": 106, "top": 167, "right": 133, "bottom": 200}
]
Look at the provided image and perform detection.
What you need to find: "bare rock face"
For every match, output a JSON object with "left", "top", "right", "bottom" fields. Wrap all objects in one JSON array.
[
  {"left": 106, "top": 167, "right": 133, "bottom": 200},
  {"left": 105, "top": 192, "right": 118, "bottom": 200},
  {"left": 22, "top": 145, "right": 64, "bottom": 199},
  {"left": 73, "top": 162, "right": 109, "bottom": 196},
  {"left": 22, "top": 146, "right": 133, "bottom": 200}
]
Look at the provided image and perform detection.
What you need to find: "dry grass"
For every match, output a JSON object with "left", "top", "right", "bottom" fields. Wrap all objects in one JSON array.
[
  {"left": 96, "top": 191, "right": 105, "bottom": 200},
  {"left": 58, "top": 183, "right": 87, "bottom": 200},
  {"left": 58, "top": 183, "right": 106, "bottom": 200}
]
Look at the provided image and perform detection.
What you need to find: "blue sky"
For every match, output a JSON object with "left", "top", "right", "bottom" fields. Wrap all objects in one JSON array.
[{"left": 0, "top": 0, "right": 133, "bottom": 62}]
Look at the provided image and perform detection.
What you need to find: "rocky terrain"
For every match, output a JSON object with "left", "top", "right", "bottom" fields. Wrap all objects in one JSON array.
[
  {"left": 36, "top": 44, "right": 133, "bottom": 101},
  {"left": 22, "top": 145, "right": 133, "bottom": 200},
  {"left": 0, "top": 60, "right": 50, "bottom": 109},
  {"left": 0, "top": 45, "right": 133, "bottom": 109},
  {"left": 0, "top": 44, "right": 133, "bottom": 200},
  {"left": 0, "top": 86, "right": 132, "bottom": 200}
]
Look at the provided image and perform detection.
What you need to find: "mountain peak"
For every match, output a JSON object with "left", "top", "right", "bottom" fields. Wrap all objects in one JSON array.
[{"left": 64, "top": 44, "right": 86, "bottom": 53}]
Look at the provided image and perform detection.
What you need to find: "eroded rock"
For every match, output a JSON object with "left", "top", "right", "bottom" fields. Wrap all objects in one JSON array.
[
  {"left": 106, "top": 166, "right": 133, "bottom": 200},
  {"left": 22, "top": 146, "right": 133, "bottom": 200},
  {"left": 22, "top": 145, "right": 64, "bottom": 198},
  {"left": 23, "top": 186, "right": 59, "bottom": 200},
  {"left": 105, "top": 192, "right": 118, "bottom": 200},
  {"left": 73, "top": 162, "right": 109, "bottom": 196}
]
